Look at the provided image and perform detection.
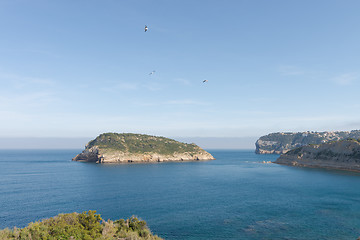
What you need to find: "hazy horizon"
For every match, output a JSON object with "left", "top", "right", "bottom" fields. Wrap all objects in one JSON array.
[{"left": 0, "top": 136, "right": 258, "bottom": 150}]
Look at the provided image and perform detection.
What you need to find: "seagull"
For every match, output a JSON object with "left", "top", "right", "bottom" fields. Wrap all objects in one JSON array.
[
  {"left": 149, "top": 70, "right": 155, "bottom": 75},
  {"left": 203, "top": 80, "right": 208, "bottom": 83},
  {"left": 145, "top": 25, "right": 148, "bottom": 32}
]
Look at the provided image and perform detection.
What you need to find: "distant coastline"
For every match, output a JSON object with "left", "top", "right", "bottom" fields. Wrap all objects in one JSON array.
[{"left": 256, "top": 130, "right": 360, "bottom": 154}]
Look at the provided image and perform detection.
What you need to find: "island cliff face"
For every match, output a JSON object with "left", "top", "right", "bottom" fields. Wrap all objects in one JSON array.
[
  {"left": 274, "top": 139, "right": 360, "bottom": 172},
  {"left": 255, "top": 130, "right": 360, "bottom": 154},
  {"left": 73, "top": 133, "right": 215, "bottom": 163}
]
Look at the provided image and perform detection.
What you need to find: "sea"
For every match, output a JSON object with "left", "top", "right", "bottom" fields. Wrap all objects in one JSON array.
[{"left": 1, "top": 149, "right": 360, "bottom": 240}]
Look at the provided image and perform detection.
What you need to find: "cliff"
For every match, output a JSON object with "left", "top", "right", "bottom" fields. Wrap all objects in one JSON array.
[
  {"left": 73, "top": 133, "right": 215, "bottom": 163},
  {"left": 274, "top": 139, "right": 360, "bottom": 172},
  {"left": 255, "top": 130, "right": 360, "bottom": 154}
]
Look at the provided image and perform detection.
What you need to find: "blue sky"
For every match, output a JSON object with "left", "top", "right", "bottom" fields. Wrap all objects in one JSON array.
[{"left": 1, "top": 0, "right": 360, "bottom": 139}]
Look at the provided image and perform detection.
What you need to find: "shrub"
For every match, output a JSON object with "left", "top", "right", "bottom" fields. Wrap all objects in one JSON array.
[{"left": 0, "top": 211, "right": 162, "bottom": 240}]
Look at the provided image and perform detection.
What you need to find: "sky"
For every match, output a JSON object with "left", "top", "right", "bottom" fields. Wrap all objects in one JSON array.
[{"left": 1, "top": 0, "right": 360, "bottom": 145}]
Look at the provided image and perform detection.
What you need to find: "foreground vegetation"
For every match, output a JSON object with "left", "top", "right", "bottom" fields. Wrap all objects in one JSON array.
[{"left": 0, "top": 210, "right": 162, "bottom": 240}]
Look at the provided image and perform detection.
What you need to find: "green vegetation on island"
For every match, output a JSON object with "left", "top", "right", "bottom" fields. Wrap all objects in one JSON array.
[
  {"left": 0, "top": 210, "right": 162, "bottom": 240},
  {"left": 87, "top": 133, "right": 200, "bottom": 155}
]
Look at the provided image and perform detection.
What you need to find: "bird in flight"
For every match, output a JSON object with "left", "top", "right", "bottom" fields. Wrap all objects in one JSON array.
[
  {"left": 203, "top": 80, "right": 208, "bottom": 83},
  {"left": 149, "top": 70, "right": 156, "bottom": 75},
  {"left": 145, "top": 25, "right": 148, "bottom": 32}
]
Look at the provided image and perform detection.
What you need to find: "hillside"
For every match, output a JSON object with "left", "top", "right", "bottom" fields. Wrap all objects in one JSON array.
[
  {"left": 255, "top": 130, "right": 360, "bottom": 154},
  {"left": 274, "top": 139, "right": 360, "bottom": 172},
  {"left": 73, "top": 133, "right": 215, "bottom": 163}
]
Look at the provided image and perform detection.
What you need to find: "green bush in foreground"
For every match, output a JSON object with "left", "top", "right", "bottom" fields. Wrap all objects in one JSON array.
[{"left": 0, "top": 210, "right": 162, "bottom": 240}]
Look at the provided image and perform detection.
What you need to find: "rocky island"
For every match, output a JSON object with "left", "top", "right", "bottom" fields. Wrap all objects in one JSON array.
[
  {"left": 73, "top": 133, "right": 215, "bottom": 163},
  {"left": 274, "top": 139, "right": 360, "bottom": 172},
  {"left": 255, "top": 130, "right": 360, "bottom": 154}
]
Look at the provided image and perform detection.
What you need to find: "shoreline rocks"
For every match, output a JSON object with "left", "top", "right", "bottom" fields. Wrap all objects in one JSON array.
[{"left": 274, "top": 139, "right": 360, "bottom": 172}]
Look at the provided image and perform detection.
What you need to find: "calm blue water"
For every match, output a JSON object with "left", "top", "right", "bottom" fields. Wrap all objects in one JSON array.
[{"left": 1, "top": 150, "right": 360, "bottom": 239}]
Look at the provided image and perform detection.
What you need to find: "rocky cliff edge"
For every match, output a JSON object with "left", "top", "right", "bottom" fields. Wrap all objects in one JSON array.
[{"left": 274, "top": 139, "right": 360, "bottom": 172}]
